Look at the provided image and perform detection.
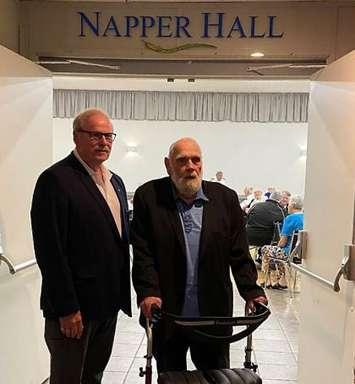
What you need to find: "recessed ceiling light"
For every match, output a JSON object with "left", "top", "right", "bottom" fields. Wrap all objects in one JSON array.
[{"left": 251, "top": 52, "right": 264, "bottom": 58}]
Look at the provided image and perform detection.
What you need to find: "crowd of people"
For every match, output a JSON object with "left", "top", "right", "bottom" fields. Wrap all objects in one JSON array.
[
  {"left": 240, "top": 186, "right": 304, "bottom": 290},
  {"left": 209, "top": 176, "right": 304, "bottom": 290}
]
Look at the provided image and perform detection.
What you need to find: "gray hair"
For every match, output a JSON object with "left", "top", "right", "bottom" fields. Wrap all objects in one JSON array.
[
  {"left": 269, "top": 191, "right": 283, "bottom": 202},
  {"left": 73, "top": 109, "right": 110, "bottom": 132},
  {"left": 289, "top": 195, "right": 303, "bottom": 210}
]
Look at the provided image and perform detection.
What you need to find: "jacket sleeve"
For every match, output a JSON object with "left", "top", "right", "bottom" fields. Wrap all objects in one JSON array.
[
  {"left": 130, "top": 188, "right": 161, "bottom": 306},
  {"left": 31, "top": 171, "right": 79, "bottom": 317},
  {"left": 229, "top": 191, "right": 266, "bottom": 301}
]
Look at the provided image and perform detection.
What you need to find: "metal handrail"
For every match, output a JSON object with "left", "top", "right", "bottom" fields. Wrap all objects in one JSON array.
[
  {"left": 289, "top": 231, "right": 340, "bottom": 292},
  {"left": 290, "top": 262, "right": 336, "bottom": 291},
  {"left": 0, "top": 254, "right": 37, "bottom": 275}
]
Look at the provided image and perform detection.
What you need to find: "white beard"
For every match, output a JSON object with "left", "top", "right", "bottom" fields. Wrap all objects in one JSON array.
[{"left": 174, "top": 176, "right": 202, "bottom": 197}]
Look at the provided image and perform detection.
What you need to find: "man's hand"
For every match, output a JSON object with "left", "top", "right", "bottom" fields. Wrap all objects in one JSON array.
[
  {"left": 140, "top": 296, "right": 162, "bottom": 319},
  {"left": 245, "top": 295, "right": 268, "bottom": 314},
  {"left": 59, "top": 310, "right": 84, "bottom": 339}
]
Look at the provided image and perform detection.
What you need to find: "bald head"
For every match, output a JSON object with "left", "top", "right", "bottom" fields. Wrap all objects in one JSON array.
[
  {"left": 165, "top": 137, "right": 203, "bottom": 200},
  {"left": 168, "top": 138, "right": 202, "bottom": 159}
]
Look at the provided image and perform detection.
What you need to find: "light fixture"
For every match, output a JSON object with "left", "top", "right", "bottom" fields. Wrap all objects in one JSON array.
[
  {"left": 187, "top": 78, "right": 195, "bottom": 83},
  {"left": 250, "top": 52, "right": 265, "bottom": 58},
  {"left": 167, "top": 78, "right": 175, "bottom": 83},
  {"left": 126, "top": 144, "right": 138, "bottom": 153},
  {"left": 36, "top": 59, "right": 120, "bottom": 70}
]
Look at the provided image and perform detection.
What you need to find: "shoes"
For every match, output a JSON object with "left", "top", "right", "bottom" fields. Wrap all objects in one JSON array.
[
  {"left": 260, "top": 282, "right": 273, "bottom": 289},
  {"left": 293, "top": 256, "right": 302, "bottom": 264},
  {"left": 271, "top": 283, "right": 288, "bottom": 290},
  {"left": 262, "top": 282, "right": 288, "bottom": 290}
]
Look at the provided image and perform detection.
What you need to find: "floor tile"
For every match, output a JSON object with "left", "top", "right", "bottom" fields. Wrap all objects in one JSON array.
[
  {"left": 258, "top": 364, "right": 298, "bottom": 380},
  {"left": 253, "top": 339, "right": 292, "bottom": 353},
  {"left": 230, "top": 348, "right": 247, "bottom": 363},
  {"left": 289, "top": 341, "right": 299, "bottom": 354},
  {"left": 115, "top": 331, "right": 145, "bottom": 345},
  {"left": 102, "top": 371, "right": 126, "bottom": 384},
  {"left": 105, "top": 356, "right": 134, "bottom": 372},
  {"left": 117, "top": 320, "right": 145, "bottom": 333},
  {"left": 254, "top": 351, "right": 297, "bottom": 365},
  {"left": 253, "top": 329, "right": 288, "bottom": 341},
  {"left": 111, "top": 343, "right": 141, "bottom": 357},
  {"left": 136, "top": 343, "right": 149, "bottom": 358}
]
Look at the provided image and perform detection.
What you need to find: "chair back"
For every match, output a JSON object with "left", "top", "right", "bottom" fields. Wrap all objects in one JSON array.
[
  {"left": 286, "top": 231, "right": 299, "bottom": 258},
  {"left": 271, "top": 222, "right": 282, "bottom": 245}
]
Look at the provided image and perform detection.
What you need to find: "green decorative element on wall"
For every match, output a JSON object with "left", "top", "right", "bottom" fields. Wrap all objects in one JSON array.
[{"left": 143, "top": 40, "right": 217, "bottom": 54}]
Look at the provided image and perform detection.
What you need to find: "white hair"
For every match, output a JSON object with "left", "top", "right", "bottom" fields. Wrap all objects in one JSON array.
[{"left": 289, "top": 195, "right": 303, "bottom": 210}]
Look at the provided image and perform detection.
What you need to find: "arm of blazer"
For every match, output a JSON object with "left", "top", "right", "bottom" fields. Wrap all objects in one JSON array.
[
  {"left": 229, "top": 191, "right": 266, "bottom": 301},
  {"left": 130, "top": 187, "right": 161, "bottom": 306},
  {"left": 31, "top": 170, "right": 79, "bottom": 317}
]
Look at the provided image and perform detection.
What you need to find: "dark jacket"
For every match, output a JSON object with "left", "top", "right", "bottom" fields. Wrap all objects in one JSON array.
[
  {"left": 131, "top": 177, "right": 265, "bottom": 319},
  {"left": 31, "top": 153, "right": 131, "bottom": 319},
  {"left": 246, "top": 199, "right": 285, "bottom": 246}
]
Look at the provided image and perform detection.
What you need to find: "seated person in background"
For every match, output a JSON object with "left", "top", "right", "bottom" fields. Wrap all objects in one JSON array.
[
  {"left": 264, "top": 186, "right": 276, "bottom": 199},
  {"left": 246, "top": 191, "right": 285, "bottom": 247},
  {"left": 280, "top": 190, "right": 292, "bottom": 216},
  {"left": 240, "top": 186, "right": 255, "bottom": 210},
  {"left": 261, "top": 195, "right": 304, "bottom": 289},
  {"left": 239, "top": 186, "right": 253, "bottom": 204},
  {"left": 210, "top": 170, "right": 226, "bottom": 185},
  {"left": 243, "top": 189, "right": 265, "bottom": 214}
]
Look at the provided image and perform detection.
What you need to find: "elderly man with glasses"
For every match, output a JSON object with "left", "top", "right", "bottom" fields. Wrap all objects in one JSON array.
[{"left": 31, "top": 109, "right": 131, "bottom": 384}]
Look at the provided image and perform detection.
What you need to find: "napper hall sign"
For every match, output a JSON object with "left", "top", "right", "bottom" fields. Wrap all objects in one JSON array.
[
  {"left": 78, "top": 12, "right": 284, "bottom": 39},
  {"left": 21, "top": 1, "right": 346, "bottom": 60}
]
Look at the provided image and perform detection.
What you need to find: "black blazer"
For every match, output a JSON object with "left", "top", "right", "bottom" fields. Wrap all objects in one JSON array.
[
  {"left": 131, "top": 177, "right": 264, "bottom": 318},
  {"left": 31, "top": 153, "right": 131, "bottom": 319}
]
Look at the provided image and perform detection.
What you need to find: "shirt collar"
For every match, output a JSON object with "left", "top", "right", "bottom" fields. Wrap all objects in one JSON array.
[{"left": 73, "top": 149, "right": 112, "bottom": 180}]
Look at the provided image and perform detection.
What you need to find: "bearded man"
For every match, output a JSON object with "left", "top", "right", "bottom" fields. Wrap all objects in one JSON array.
[{"left": 131, "top": 137, "right": 266, "bottom": 373}]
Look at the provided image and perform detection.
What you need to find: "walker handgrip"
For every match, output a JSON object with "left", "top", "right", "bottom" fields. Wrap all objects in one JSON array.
[
  {"left": 165, "top": 303, "right": 270, "bottom": 327},
  {"left": 161, "top": 303, "right": 270, "bottom": 344},
  {"left": 151, "top": 304, "right": 162, "bottom": 324}
]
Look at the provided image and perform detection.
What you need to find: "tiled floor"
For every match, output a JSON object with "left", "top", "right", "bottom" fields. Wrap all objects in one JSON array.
[{"left": 103, "top": 282, "right": 301, "bottom": 384}]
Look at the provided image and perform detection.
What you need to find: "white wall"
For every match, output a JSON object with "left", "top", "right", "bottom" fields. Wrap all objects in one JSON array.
[
  {"left": 0, "top": 45, "right": 52, "bottom": 384},
  {"left": 54, "top": 118, "right": 308, "bottom": 195},
  {"left": 298, "top": 51, "right": 355, "bottom": 384}
]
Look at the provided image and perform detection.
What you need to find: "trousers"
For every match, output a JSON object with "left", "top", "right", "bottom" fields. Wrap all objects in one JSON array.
[{"left": 45, "top": 315, "right": 117, "bottom": 384}]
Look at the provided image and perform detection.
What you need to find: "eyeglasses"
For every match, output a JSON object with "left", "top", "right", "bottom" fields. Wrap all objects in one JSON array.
[{"left": 77, "top": 129, "right": 117, "bottom": 143}]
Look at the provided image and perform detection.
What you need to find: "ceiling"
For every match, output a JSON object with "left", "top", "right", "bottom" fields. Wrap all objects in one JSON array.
[
  {"left": 38, "top": 56, "right": 326, "bottom": 79},
  {"left": 53, "top": 76, "right": 311, "bottom": 92}
]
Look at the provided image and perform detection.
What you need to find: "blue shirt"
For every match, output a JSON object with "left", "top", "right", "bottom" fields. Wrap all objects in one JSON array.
[
  {"left": 281, "top": 212, "right": 304, "bottom": 254},
  {"left": 175, "top": 188, "right": 209, "bottom": 317}
]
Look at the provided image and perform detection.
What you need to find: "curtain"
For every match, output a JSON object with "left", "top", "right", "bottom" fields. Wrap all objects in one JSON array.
[{"left": 54, "top": 89, "right": 308, "bottom": 123}]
